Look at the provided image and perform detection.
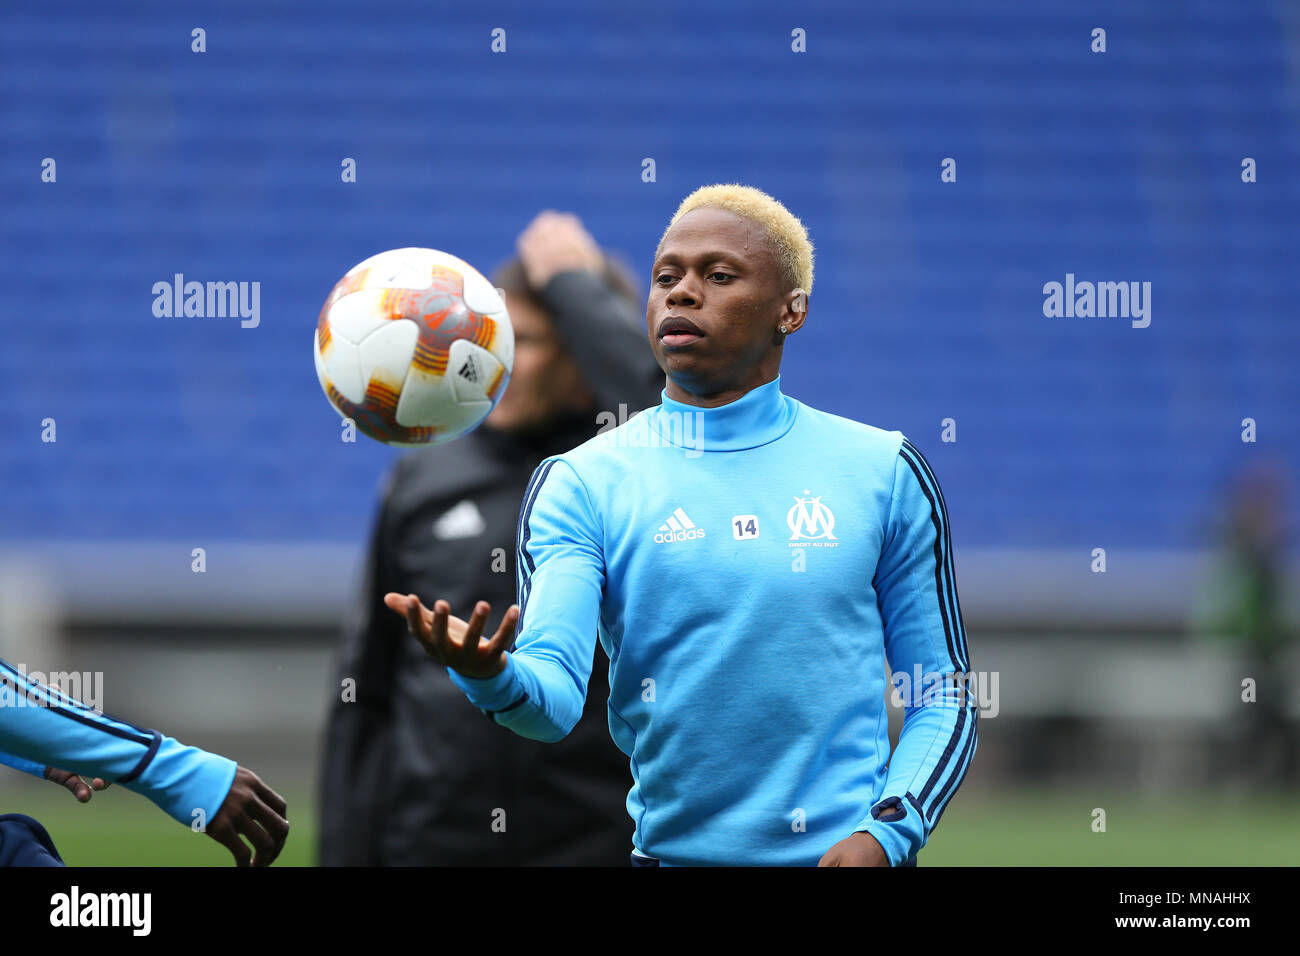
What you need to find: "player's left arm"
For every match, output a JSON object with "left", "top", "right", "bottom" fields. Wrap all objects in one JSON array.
[{"left": 821, "top": 437, "right": 978, "bottom": 867}]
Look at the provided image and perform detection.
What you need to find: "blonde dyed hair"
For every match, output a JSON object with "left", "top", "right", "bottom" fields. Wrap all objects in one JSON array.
[{"left": 655, "top": 183, "right": 814, "bottom": 295}]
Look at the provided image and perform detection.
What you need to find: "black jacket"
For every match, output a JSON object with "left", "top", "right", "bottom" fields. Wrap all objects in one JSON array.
[{"left": 317, "top": 270, "right": 663, "bottom": 865}]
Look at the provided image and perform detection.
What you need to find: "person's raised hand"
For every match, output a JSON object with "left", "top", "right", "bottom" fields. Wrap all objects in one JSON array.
[
  {"left": 384, "top": 593, "right": 519, "bottom": 680},
  {"left": 516, "top": 210, "right": 604, "bottom": 290}
]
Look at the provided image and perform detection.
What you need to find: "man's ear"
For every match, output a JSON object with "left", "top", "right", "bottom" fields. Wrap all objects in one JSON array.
[
  {"left": 779, "top": 288, "right": 809, "bottom": 336},
  {"left": 790, "top": 288, "right": 808, "bottom": 317}
]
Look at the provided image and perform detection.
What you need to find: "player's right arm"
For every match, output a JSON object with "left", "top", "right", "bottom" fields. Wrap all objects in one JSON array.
[
  {"left": 389, "top": 457, "right": 604, "bottom": 742},
  {"left": 0, "top": 657, "right": 288, "bottom": 865}
]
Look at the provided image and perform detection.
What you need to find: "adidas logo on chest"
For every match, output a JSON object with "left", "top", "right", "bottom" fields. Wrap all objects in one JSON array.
[{"left": 653, "top": 507, "right": 707, "bottom": 544}]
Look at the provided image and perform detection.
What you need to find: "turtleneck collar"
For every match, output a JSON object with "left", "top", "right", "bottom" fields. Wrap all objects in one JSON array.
[{"left": 650, "top": 375, "right": 798, "bottom": 452}]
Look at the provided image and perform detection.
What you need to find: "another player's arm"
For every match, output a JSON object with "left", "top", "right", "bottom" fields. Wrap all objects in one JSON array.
[
  {"left": 820, "top": 437, "right": 977, "bottom": 867},
  {"left": 0, "top": 658, "right": 289, "bottom": 866},
  {"left": 390, "top": 457, "right": 603, "bottom": 742},
  {"left": 0, "top": 750, "right": 105, "bottom": 801}
]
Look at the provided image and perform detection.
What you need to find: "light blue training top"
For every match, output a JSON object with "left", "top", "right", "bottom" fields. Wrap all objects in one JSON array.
[{"left": 450, "top": 375, "right": 977, "bottom": 866}]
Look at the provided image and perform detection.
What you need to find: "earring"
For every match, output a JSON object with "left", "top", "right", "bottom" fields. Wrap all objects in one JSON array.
[{"left": 779, "top": 325, "right": 788, "bottom": 333}]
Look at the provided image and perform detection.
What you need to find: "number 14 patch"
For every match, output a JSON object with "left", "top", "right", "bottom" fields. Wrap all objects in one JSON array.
[{"left": 732, "top": 515, "right": 760, "bottom": 540}]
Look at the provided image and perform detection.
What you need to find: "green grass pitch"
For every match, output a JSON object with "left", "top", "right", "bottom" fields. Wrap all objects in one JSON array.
[{"left": 2, "top": 786, "right": 1295, "bottom": 866}]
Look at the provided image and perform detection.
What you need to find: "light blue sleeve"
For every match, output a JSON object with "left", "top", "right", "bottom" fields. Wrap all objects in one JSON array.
[
  {"left": 0, "top": 658, "right": 237, "bottom": 826},
  {"left": 448, "top": 457, "right": 604, "bottom": 742},
  {"left": 0, "top": 750, "right": 47, "bottom": 778},
  {"left": 856, "top": 438, "right": 978, "bottom": 865}
]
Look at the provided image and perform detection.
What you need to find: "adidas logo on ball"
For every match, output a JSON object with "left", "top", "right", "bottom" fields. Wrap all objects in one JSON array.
[{"left": 653, "top": 507, "right": 706, "bottom": 544}]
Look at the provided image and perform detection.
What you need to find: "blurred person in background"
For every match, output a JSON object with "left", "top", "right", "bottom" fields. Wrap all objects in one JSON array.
[
  {"left": 318, "top": 211, "right": 663, "bottom": 865},
  {"left": 1193, "top": 461, "right": 1297, "bottom": 789}
]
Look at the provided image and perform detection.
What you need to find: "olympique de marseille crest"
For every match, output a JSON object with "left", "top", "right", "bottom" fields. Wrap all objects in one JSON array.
[{"left": 787, "top": 491, "right": 837, "bottom": 541}]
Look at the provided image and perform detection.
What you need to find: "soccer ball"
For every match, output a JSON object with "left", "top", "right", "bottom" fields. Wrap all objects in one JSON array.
[{"left": 314, "top": 247, "right": 514, "bottom": 446}]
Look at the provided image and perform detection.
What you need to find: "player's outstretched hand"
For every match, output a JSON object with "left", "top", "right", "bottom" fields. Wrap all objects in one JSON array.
[
  {"left": 384, "top": 593, "right": 519, "bottom": 680},
  {"left": 205, "top": 766, "right": 289, "bottom": 867},
  {"left": 45, "top": 766, "right": 109, "bottom": 803}
]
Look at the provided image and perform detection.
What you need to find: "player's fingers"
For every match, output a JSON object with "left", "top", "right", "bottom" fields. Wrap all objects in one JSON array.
[
  {"left": 234, "top": 809, "right": 278, "bottom": 867},
  {"left": 388, "top": 592, "right": 431, "bottom": 644},
  {"left": 462, "top": 601, "right": 490, "bottom": 651},
  {"left": 404, "top": 594, "right": 425, "bottom": 639},
  {"left": 50, "top": 770, "right": 88, "bottom": 802},
  {"left": 251, "top": 777, "right": 288, "bottom": 818},
  {"left": 488, "top": 605, "right": 520, "bottom": 656},
  {"left": 245, "top": 797, "right": 290, "bottom": 866},
  {"left": 412, "top": 599, "right": 450, "bottom": 666},
  {"left": 417, "top": 595, "right": 445, "bottom": 647},
  {"left": 384, "top": 592, "right": 411, "bottom": 621},
  {"left": 207, "top": 820, "right": 252, "bottom": 868},
  {"left": 64, "top": 774, "right": 92, "bottom": 802},
  {"left": 430, "top": 599, "right": 453, "bottom": 647},
  {"left": 425, "top": 598, "right": 443, "bottom": 632}
]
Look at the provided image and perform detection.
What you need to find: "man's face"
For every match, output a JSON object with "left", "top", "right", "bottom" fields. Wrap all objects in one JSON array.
[
  {"left": 484, "top": 293, "right": 592, "bottom": 433},
  {"left": 647, "top": 207, "right": 793, "bottom": 403}
]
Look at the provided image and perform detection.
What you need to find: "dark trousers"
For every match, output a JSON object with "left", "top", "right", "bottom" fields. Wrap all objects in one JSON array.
[{"left": 0, "top": 814, "right": 65, "bottom": 867}]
